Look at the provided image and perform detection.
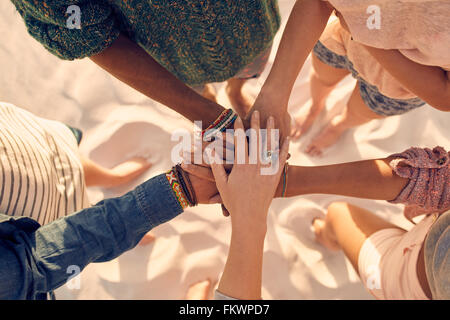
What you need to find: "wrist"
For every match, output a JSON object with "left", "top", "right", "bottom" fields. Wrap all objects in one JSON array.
[
  {"left": 202, "top": 102, "right": 226, "bottom": 128},
  {"left": 258, "top": 85, "right": 289, "bottom": 113},
  {"left": 275, "top": 162, "right": 289, "bottom": 198},
  {"left": 231, "top": 222, "right": 267, "bottom": 243}
]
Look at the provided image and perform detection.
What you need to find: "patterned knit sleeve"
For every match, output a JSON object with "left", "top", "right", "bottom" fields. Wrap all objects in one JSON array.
[
  {"left": 11, "top": 0, "right": 120, "bottom": 60},
  {"left": 388, "top": 146, "right": 450, "bottom": 222}
]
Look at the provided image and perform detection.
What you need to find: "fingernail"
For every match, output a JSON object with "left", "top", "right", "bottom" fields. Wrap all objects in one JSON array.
[
  {"left": 254, "top": 110, "right": 260, "bottom": 119},
  {"left": 268, "top": 116, "right": 274, "bottom": 127}
]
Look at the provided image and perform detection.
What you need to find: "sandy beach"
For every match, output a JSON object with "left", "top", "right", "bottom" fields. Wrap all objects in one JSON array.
[{"left": 1, "top": 0, "right": 449, "bottom": 299}]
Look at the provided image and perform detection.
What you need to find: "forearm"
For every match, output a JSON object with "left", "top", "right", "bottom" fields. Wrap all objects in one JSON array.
[
  {"left": 364, "top": 46, "right": 450, "bottom": 111},
  {"left": 276, "top": 158, "right": 408, "bottom": 200},
  {"left": 261, "top": 0, "right": 333, "bottom": 106},
  {"left": 90, "top": 34, "right": 224, "bottom": 126},
  {"left": 217, "top": 225, "right": 266, "bottom": 300},
  {"left": 0, "top": 174, "right": 183, "bottom": 299}
]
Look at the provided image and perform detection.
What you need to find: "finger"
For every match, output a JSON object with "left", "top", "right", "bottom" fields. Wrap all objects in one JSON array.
[
  {"left": 234, "top": 116, "right": 248, "bottom": 165},
  {"left": 224, "top": 129, "right": 235, "bottom": 165},
  {"left": 221, "top": 204, "right": 230, "bottom": 217},
  {"left": 264, "top": 116, "right": 275, "bottom": 166},
  {"left": 250, "top": 110, "right": 260, "bottom": 165},
  {"left": 208, "top": 194, "right": 222, "bottom": 204},
  {"left": 209, "top": 149, "right": 228, "bottom": 190},
  {"left": 181, "top": 163, "right": 215, "bottom": 182}
]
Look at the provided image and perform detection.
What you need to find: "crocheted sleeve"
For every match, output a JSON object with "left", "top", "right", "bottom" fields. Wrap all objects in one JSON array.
[
  {"left": 11, "top": 0, "right": 120, "bottom": 60},
  {"left": 388, "top": 146, "right": 450, "bottom": 222}
]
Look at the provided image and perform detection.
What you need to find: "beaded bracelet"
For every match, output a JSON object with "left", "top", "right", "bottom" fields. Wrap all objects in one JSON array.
[
  {"left": 281, "top": 162, "right": 289, "bottom": 197},
  {"left": 202, "top": 109, "right": 237, "bottom": 141},
  {"left": 165, "top": 169, "right": 190, "bottom": 209}
]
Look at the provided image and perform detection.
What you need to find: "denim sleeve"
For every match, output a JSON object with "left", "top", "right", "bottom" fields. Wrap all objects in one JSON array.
[{"left": 0, "top": 173, "right": 183, "bottom": 300}]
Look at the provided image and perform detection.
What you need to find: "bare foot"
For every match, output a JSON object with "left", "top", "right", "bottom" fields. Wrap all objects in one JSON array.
[
  {"left": 291, "top": 99, "right": 326, "bottom": 140},
  {"left": 202, "top": 83, "right": 218, "bottom": 103},
  {"left": 138, "top": 233, "right": 156, "bottom": 246},
  {"left": 305, "top": 114, "right": 347, "bottom": 157},
  {"left": 311, "top": 218, "right": 340, "bottom": 251},
  {"left": 108, "top": 157, "right": 152, "bottom": 187},
  {"left": 226, "top": 79, "right": 253, "bottom": 118},
  {"left": 185, "top": 279, "right": 212, "bottom": 300}
]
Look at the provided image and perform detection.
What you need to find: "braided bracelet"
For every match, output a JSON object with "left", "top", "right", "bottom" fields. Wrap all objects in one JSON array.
[
  {"left": 165, "top": 169, "right": 190, "bottom": 209},
  {"left": 173, "top": 165, "right": 196, "bottom": 207},
  {"left": 202, "top": 109, "right": 237, "bottom": 141},
  {"left": 176, "top": 164, "right": 198, "bottom": 206}
]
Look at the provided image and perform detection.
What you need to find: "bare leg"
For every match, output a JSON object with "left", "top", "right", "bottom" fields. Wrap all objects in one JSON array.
[
  {"left": 202, "top": 83, "right": 218, "bottom": 103},
  {"left": 313, "top": 201, "right": 403, "bottom": 272},
  {"left": 226, "top": 78, "right": 254, "bottom": 118},
  {"left": 185, "top": 279, "right": 212, "bottom": 300},
  {"left": 292, "top": 54, "right": 350, "bottom": 139},
  {"left": 82, "top": 156, "right": 152, "bottom": 188},
  {"left": 305, "top": 82, "right": 385, "bottom": 156}
]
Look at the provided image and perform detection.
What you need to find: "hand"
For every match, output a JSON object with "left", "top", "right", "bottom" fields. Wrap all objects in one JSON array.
[
  {"left": 185, "top": 166, "right": 220, "bottom": 205},
  {"left": 182, "top": 163, "right": 231, "bottom": 217},
  {"left": 209, "top": 111, "right": 290, "bottom": 231},
  {"left": 246, "top": 90, "right": 292, "bottom": 144}
]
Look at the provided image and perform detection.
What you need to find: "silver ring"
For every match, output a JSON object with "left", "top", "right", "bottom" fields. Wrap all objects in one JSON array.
[{"left": 264, "top": 150, "right": 274, "bottom": 164}]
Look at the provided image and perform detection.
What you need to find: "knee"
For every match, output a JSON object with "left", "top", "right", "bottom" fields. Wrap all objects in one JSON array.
[{"left": 326, "top": 201, "right": 349, "bottom": 222}]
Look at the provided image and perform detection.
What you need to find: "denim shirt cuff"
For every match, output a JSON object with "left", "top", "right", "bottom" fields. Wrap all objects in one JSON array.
[{"left": 134, "top": 173, "right": 184, "bottom": 229}]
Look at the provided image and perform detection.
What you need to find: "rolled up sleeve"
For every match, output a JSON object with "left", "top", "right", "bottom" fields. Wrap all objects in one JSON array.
[{"left": 12, "top": 0, "right": 120, "bottom": 60}]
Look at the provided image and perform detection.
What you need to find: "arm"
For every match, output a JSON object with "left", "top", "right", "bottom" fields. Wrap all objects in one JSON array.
[
  {"left": 249, "top": 0, "right": 334, "bottom": 138},
  {"left": 211, "top": 113, "right": 290, "bottom": 299},
  {"left": 0, "top": 169, "right": 218, "bottom": 300},
  {"left": 275, "top": 158, "right": 408, "bottom": 200},
  {"left": 262, "top": 0, "right": 333, "bottom": 105},
  {"left": 363, "top": 46, "right": 450, "bottom": 111},
  {"left": 217, "top": 223, "right": 266, "bottom": 300},
  {"left": 11, "top": 2, "right": 224, "bottom": 127},
  {"left": 90, "top": 34, "right": 224, "bottom": 126}
]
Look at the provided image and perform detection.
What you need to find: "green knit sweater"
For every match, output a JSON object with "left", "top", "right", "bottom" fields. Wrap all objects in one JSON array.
[{"left": 11, "top": 0, "right": 281, "bottom": 86}]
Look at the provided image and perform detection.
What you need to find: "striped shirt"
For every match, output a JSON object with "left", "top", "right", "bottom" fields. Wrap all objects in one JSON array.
[{"left": 0, "top": 102, "right": 89, "bottom": 225}]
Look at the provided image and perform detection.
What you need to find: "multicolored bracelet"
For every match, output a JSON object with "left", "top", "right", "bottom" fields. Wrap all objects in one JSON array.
[
  {"left": 202, "top": 109, "right": 237, "bottom": 141},
  {"left": 174, "top": 164, "right": 198, "bottom": 207},
  {"left": 166, "top": 169, "right": 190, "bottom": 209},
  {"left": 281, "top": 162, "right": 289, "bottom": 197},
  {"left": 166, "top": 165, "right": 199, "bottom": 209}
]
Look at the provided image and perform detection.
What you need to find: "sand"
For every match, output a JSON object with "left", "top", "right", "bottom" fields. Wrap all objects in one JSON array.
[{"left": 1, "top": 1, "right": 449, "bottom": 299}]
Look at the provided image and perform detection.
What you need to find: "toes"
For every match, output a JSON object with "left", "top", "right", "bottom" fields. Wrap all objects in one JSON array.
[{"left": 312, "top": 218, "right": 325, "bottom": 240}]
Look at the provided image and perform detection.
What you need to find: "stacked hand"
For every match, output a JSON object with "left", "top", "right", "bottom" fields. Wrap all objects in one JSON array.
[
  {"left": 184, "top": 111, "right": 290, "bottom": 224},
  {"left": 245, "top": 89, "right": 292, "bottom": 144}
]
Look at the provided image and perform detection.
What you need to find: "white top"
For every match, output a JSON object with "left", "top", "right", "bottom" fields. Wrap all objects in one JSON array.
[{"left": 0, "top": 102, "right": 89, "bottom": 225}]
